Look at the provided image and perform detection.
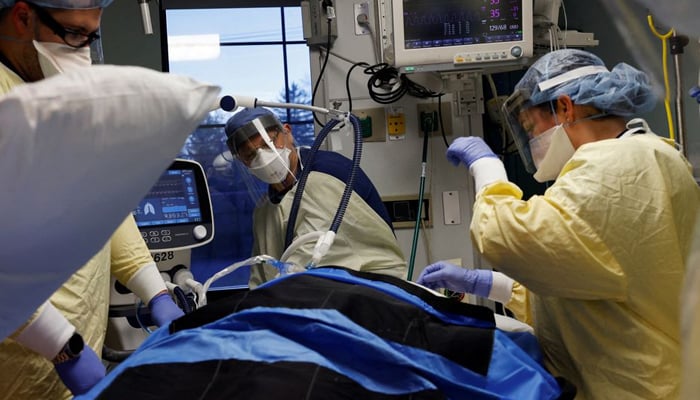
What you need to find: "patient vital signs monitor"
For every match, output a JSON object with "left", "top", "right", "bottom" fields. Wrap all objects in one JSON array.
[{"left": 383, "top": 0, "right": 533, "bottom": 73}]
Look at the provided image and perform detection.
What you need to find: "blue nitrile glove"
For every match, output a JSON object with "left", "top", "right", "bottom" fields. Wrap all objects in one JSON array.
[
  {"left": 417, "top": 262, "right": 493, "bottom": 298},
  {"left": 446, "top": 136, "right": 498, "bottom": 168},
  {"left": 54, "top": 346, "right": 105, "bottom": 395},
  {"left": 148, "top": 292, "right": 185, "bottom": 327}
]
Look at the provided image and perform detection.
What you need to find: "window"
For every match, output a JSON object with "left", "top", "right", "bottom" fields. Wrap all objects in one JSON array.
[{"left": 162, "top": 5, "right": 313, "bottom": 288}]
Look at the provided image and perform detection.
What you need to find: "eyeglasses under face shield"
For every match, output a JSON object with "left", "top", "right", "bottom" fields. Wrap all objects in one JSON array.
[
  {"left": 501, "top": 89, "right": 540, "bottom": 174},
  {"left": 25, "top": 1, "right": 101, "bottom": 48}
]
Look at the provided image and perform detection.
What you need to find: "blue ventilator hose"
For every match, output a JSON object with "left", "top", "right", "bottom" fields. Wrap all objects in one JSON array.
[{"left": 284, "top": 115, "right": 363, "bottom": 254}]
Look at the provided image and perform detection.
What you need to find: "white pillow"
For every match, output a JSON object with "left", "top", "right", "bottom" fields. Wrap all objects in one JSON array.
[{"left": 0, "top": 65, "right": 220, "bottom": 339}]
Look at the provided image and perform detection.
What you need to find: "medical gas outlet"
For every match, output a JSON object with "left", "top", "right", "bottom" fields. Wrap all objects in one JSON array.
[
  {"left": 417, "top": 102, "right": 453, "bottom": 136},
  {"left": 387, "top": 111, "right": 406, "bottom": 138},
  {"left": 354, "top": 107, "right": 387, "bottom": 142}
]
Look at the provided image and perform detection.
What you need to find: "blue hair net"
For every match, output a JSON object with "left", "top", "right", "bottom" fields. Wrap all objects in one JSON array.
[
  {"left": 0, "top": 0, "right": 113, "bottom": 8},
  {"left": 516, "top": 49, "right": 657, "bottom": 117},
  {"left": 225, "top": 107, "right": 282, "bottom": 154}
]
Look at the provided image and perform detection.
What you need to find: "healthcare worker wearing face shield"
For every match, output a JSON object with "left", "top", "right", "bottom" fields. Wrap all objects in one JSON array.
[
  {"left": 418, "top": 49, "right": 700, "bottom": 399},
  {"left": 0, "top": 1, "right": 184, "bottom": 398},
  {"left": 225, "top": 108, "right": 407, "bottom": 287}
]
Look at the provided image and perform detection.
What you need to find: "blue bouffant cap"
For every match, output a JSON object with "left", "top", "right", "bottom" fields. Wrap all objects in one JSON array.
[
  {"left": 516, "top": 49, "right": 657, "bottom": 117},
  {"left": 224, "top": 107, "right": 283, "bottom": 155},
  {"left": 0, "top": 0, "right": 113, "bottom": 8}
]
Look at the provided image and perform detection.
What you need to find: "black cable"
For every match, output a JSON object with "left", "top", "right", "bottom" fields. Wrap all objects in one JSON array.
[
  {"left": 362, "top": 63, "right": 442, "bottom": 105},
  {"left": 404, "top": 75, "right": 442, "bottom": 100},
  {"left": 311, "top": 18, "right": 332, "bottom": 127},
  {"left": 345, "top": 61, "right": 369, "bottom": 112},
  {"left": 364, "top": 63, "right": 406, "bottom": 104},
  {"left": 437, "top": 94, "right": 448, "bottom": 148}
]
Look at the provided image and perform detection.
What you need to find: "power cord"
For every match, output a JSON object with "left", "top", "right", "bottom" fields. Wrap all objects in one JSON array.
[
  {"left": 310, "top": 0, "right": 336, "bottom": 127},
  {"left": 362, "top": 63, "right": 442, "bottom": 104},
  {"left": 345, "top": 61, "right": 370, "bottom": 112}
]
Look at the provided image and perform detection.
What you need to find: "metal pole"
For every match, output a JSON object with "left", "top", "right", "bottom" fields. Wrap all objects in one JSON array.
[
  {"left": 674, "top": 53, "right": 687, "bottom": 155},
  {"left": 671, "top": 33, "right": 690, "bottom": 156}
]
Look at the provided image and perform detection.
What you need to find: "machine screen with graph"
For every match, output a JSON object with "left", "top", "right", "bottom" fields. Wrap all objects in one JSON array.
[
  {"left": 387, "top": 0, "right": 533, "bottom": 72},
  {"left": 132, "top": 159, "right": 214, "bottom": 251}
]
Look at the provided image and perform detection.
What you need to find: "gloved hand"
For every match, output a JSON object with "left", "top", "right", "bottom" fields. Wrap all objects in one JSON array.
[
  {"left": 148, "top": 292, "right": 185, "bottom": 327},
  {"left": 54, "top": 346, "right": 105, "bottom": 395},
  {"left": 417, "top": 262, "right": 493, "bottom": 298},
  {"left": 446, "top": 136, "right": 497, "bottom": 168}
]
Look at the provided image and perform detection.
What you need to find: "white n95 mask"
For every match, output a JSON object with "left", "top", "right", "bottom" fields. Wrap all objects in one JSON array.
[
  {"left": 33, "top": 40, "right": 92, "bottom": 78},
  {"left": 248, "top": 147, "right": 293, "bottom": 184},
  {"left": 529, "top": 124, "right": 575, "bottom": 183}
]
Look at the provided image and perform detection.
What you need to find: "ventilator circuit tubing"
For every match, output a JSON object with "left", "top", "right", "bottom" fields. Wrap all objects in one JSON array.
[
  {"left": 280, "top": 231, "right": 325, "bottom": 263},
  {"left": 198, "top": 255, "right": 277, "bottom": 307},
  {"left": 284, "top": 114, "right": 363, "bottom": 268}
]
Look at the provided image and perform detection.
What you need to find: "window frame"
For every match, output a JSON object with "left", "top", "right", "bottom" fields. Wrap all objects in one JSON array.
[{"left": 158, "top": 2, "right": 314, "bottom": 289}]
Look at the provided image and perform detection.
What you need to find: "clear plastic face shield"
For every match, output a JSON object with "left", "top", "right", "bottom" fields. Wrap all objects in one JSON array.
[
  {"left": 503, "top": 64, "right": 615, "bottom": 176},
  {"left": 501, "top": 89, "right": 539, "bottom": 173},
  {"left": 226, "top": 113, "right": 298, "bottom": 203}
]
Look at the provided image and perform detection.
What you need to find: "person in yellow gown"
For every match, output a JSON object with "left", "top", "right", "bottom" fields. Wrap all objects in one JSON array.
[
  {"left": 0, "top": 1, "right": 184, "bottom": 397},
  {"left": 418, "top": 49, "right": 700, "bottom": 399}
]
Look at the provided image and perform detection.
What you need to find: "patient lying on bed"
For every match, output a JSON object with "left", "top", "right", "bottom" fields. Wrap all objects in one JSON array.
[{"left": 79, "top": 267, "right": 576, "bottom": 400}]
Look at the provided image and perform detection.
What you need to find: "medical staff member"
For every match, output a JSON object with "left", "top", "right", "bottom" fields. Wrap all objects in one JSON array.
[
  {"left": 0, "top": 1, "right": 184, "bottom": 398},
  {"left": 418, "top": 49, "right": 700, "bottom": 399},
  {"left": 682, "top": 213, "right": 700, "bottom": 400},
  {"left": 225, "top": 108, "right": 407, "bottom": 287}
]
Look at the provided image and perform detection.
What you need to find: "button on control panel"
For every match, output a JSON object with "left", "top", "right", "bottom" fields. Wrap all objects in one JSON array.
[
  {"left": 139, "top": 223, "right": 212, "bottom": 250},
  {"left": 453, "top": 45, "right": 522, "bottom": 66}
]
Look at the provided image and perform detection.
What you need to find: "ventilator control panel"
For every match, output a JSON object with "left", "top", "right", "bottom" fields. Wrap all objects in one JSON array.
[{"left": 132, "top": 159, "right": 214, "bottom": 251}]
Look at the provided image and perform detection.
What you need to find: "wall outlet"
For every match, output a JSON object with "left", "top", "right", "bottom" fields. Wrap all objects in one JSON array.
[{"left": 354, "top": 2, "right": 370, "bottom": 35}]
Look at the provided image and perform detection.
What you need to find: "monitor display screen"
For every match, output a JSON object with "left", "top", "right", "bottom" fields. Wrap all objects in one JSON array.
[
  {"left": 133, "top": 169, "right": 203, "bottom": 227},
  {"left": 402, "top": 0, "right": 524, "bottom": 49},
  {"left": 387, "top": 0, "right": 533, "bottom": 71}
]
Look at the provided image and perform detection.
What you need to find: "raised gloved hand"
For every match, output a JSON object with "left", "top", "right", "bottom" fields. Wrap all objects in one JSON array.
[
  {"left": 417, "top": 262, "right": 493, "bottom": 298},
  {"left": 446, "top": 136, "right": 498, "bottom": 168},
  {"left": 148, "top": 292, "right": 185, "bottom": 327},
  {"left": 54, "top": 346, "right": 105, "bottom": 395}
]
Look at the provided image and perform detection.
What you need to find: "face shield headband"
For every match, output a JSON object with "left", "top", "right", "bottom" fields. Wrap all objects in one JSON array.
[{"left": 226, "top": 113, "right": 281, "bottom": 155}]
